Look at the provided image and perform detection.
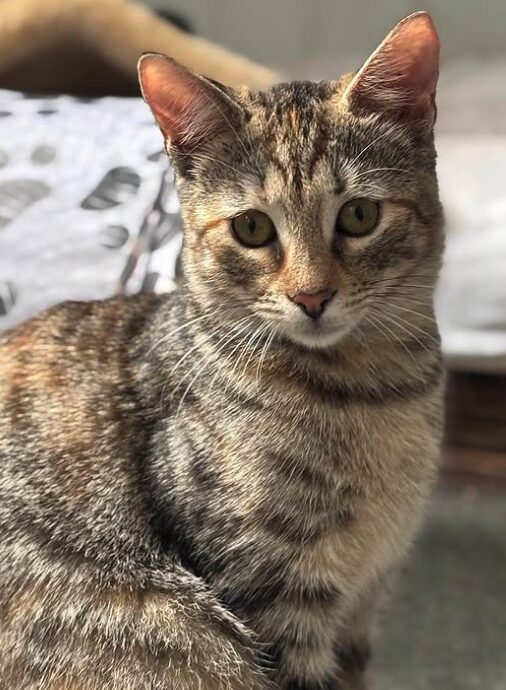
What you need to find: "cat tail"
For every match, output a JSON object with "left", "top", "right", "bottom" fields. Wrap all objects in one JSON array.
[
  {"left": 0, "top": 0, "right": 280, "bottom": 91},
  {"left": 85, "top": 0, "right": 281, "bottom": 90}
]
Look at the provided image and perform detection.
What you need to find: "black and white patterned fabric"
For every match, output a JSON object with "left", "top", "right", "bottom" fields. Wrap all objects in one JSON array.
[{"left": 0, "top": 89, "right": 182, "bottom": 330}]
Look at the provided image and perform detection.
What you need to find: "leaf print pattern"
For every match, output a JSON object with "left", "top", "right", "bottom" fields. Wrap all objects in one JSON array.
[
  {"left": 0, "top": 179, "right": 50, "bottom": 228},
  {"left": 81, "top": 167, "right": 141, "bottom": 210},
  {"left": 100, "top": 225, "right": 130, "bottom": 249},
  {"left": 31, "top": 145, "right": 56, "bottom": 165}
]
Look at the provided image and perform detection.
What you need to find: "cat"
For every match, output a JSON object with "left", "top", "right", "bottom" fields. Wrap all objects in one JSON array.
[{"left": 0, "top": 11, "right": 444, "bottom": 690}]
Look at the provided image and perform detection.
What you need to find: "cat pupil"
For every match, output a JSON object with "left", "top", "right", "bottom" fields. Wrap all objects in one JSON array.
[
  {"left": 355, "top": 205, "right": 364, "bottom": 222},
  {"left": 247, "top": 216, "right": 256, "bottom": 234}
]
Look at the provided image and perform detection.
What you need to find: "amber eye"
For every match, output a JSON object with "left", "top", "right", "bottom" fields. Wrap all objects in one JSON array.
[
  {"left": 336, "top": 198, "right": 380, "bottom": 237},
  {"left": 232, "top": 210, "right": 276, "bottom": 248}
]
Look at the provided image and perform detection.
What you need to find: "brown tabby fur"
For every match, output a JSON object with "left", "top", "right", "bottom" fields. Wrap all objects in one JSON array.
[{"left": 0, "top": 13, "right": 444, "bottom": 690}]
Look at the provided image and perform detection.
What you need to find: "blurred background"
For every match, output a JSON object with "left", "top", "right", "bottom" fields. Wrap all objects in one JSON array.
[
  {"left": 0, "top": 1, "right": 504, "bottom": 688},
  {"left": 146, "top": 0, "right": 506, "bottom": 75}
]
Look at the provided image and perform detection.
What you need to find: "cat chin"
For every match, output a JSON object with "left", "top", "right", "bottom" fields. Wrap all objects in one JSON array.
[{"left": 286, "top": 324, "right": 353, "bottom": 350}]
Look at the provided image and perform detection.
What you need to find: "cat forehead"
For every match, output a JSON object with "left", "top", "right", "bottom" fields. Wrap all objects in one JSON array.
[
  {"left": 242, "top": 79, "right": 406, "bottom": 169},
  {"left": 180, "top": 78, "right": 427, "bottom": 205},
  {"left": 245, "top": 80, "right": 339, "bottom": 135},
  {"left": 238, "top": 81, "right": 345, "bottom": 191},
  {"left": 239, "top": 88, "right": 413, "bottom": 197},
  {"left": 251, "top": 80, "right": 337, "bottom": 112}
]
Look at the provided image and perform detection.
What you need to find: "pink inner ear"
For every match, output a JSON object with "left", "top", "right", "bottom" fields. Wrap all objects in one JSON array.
[
  {"left": 347, "top": 12, "right": 440, "bottom": 120},
  {"left": 139, "top": 55, "right": 199, "bottom": 144},
  {"left": 387, "top": 17, "right": 439, "bottom": 95},
  {"left": 139, "top": 54, "right": 240, "bottom": 154}
]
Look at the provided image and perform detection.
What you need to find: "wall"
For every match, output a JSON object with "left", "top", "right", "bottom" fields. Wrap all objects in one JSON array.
[{"left": 143, "top": 0, "right": 506, "bottom": 72}]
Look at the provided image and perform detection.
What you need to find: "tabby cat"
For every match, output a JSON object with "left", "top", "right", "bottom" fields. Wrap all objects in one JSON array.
[{"left": 0, "top": 11, "right": 444, "bottom": 690}]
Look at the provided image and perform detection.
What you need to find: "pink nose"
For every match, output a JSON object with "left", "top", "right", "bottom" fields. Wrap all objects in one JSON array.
[{"left": 289, "top": 290, "right": 335, "bottom": 319}]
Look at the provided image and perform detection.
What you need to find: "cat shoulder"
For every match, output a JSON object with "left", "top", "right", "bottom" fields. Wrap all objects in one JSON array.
[{"left": 0, "top": 294, "right": 163, "bottom": 429}]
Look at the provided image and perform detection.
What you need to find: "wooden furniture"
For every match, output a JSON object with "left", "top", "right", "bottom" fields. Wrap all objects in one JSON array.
[{"left": 444, "top": 372, "right": 506, "bottom": 487}]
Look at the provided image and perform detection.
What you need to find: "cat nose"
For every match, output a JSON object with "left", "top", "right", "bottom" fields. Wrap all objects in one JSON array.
[{"left": 289, "top": 290, "right": 335, "bottom": 320}]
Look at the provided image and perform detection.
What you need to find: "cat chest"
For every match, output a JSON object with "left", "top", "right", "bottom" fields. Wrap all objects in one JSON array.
[
  {"left": 175, "top": 395, "right": 437, "bottom": 616},
  {"left": 198, "top": 435, "right": 432, "bottom": 682},
  {"left": 239, "top": 405, "right": 436, "bottom": 595}
]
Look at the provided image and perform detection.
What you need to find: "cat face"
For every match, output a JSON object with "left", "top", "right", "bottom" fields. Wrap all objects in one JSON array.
[{"left": 140, "top": 12, "right": 443, "bottom": 351}]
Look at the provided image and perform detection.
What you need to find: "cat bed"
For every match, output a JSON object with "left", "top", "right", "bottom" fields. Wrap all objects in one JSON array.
[
  {"left": 0, "top": 89, "right": 181, "bottom": 326},
  {"left": 435, "top": 137, "right": 506, "bottom": 373},
  {"left": 0, "top": 0, "right": 277, "bottom": 97}
]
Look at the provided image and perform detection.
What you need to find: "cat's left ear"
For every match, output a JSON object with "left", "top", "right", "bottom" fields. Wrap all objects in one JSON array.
[
  {"left": 138, "top": 53, "right": 243, "bottom": 158},
  {"left": 344, "top": 12, "right": 440, "bottom": 124}
]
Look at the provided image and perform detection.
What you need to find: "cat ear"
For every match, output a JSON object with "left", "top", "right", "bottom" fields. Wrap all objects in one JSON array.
[
  {"left": 138, "top": 53, "right": 242, "bottom": 156},
  {"left": 344, "top": 12, "right": 440, "bottom": 123}
]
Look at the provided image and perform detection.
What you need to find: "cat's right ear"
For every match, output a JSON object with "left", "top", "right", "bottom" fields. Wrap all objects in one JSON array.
[
  {"left": 138, "top": 53, "right": 243, "bottom": 158},
  {"left": 343, "top": 12, "right": 440, "bottom": 124}
]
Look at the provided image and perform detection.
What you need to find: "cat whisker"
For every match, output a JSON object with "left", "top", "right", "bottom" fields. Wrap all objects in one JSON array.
[
  {"left": 355, "top": 288, "right": 434, "bottom": 310},
  {"left": 363, "top": 313, "right": 420, "bottom": 367},
  {"left": 163, "top": 310, "right": 244, "bottom": 378},
  {"left": 219, "top": 322, "right": 270, "bottom": 397},
  {"left": 147, "top": 308, "right": 221, "bottom": 358},
  {"left": 368, "top": 301, "right": 437, "bottom": 325},
  {"left": 159, "top": 315, "right": 251, "bottom": 410},
  {"left": 348, "top": 122, "right": 410, "bottom": 167},
  {"left": 376, "top": 284, "right": 435, "bottom": 291},
  {"left": 174, "top": 318, "right": 256, "bottom": 414},
  {"left": 159, "top": 330, "right": 216, "bottom": 412},
  {"left": 370, "top": 308, "right": 436, "bottom": 353},
  {"left": 254, "top": 309, "right": 284, "bottom": 322},
  {"left": 381, "top": 308, "right": 439, "bottom": 344},
  {"left": 255, "top": 327, "right": 276, "bottom": 386},
  {"left": 367, "top": 273, "right": 439, "bottom": 286},
  {"left": 147, "top": 293, "right": 254, "bottom": 360},
  {"left": 386, "top": 283, "right": 434, "bottom": 290},
  {"left": 242, "top": 323, "right": 272, "bottom": 382},
  {"left": 385, "top": 296, "right": 435, "bottom": 309},
  {"left": 371, "top": 289, "right": 433, "bottom": 304},
  {"left": 218, "top": 322, "right": 264, "bottom": 393},
  {"left": 353, "top": 167, "right": 409, "bottom": 179},
  {"left": 191, "top": 152, "right": 247, "bottom": 176},
  {"left": 232, "top": 322, "right": 269, "bottom": 380},
  {"left": 208, "top": 325, "right": 258, "bottom": 396}
]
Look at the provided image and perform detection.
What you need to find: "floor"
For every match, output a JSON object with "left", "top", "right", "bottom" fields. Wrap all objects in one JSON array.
[{"left": 374, "top": 486, "right": 506, "bottom": 690}]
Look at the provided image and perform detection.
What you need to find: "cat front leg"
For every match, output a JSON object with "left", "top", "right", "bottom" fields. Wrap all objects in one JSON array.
[
  {"left": 334, "top": 639, "right": 371, "bottom": 690},
  {"left": 331, "top": 593, "right": 377, "bottom": 690}
]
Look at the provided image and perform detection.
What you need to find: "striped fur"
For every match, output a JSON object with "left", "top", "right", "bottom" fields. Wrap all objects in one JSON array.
[{"left": 0, "top": 14, "right": 443, "bottom": 690}]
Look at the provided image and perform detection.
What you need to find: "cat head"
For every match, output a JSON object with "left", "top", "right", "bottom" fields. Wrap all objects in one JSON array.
[{"left": 139, "top": 12, "right": 443, "bottom": 351}]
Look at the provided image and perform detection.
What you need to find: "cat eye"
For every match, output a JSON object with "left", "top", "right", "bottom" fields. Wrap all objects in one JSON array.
[
  {"left": 231, "top": 210, "right": 276, "bottom": 248},
  {"left": 336, "top": 198, "right": 380, "bottom": 237}
]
